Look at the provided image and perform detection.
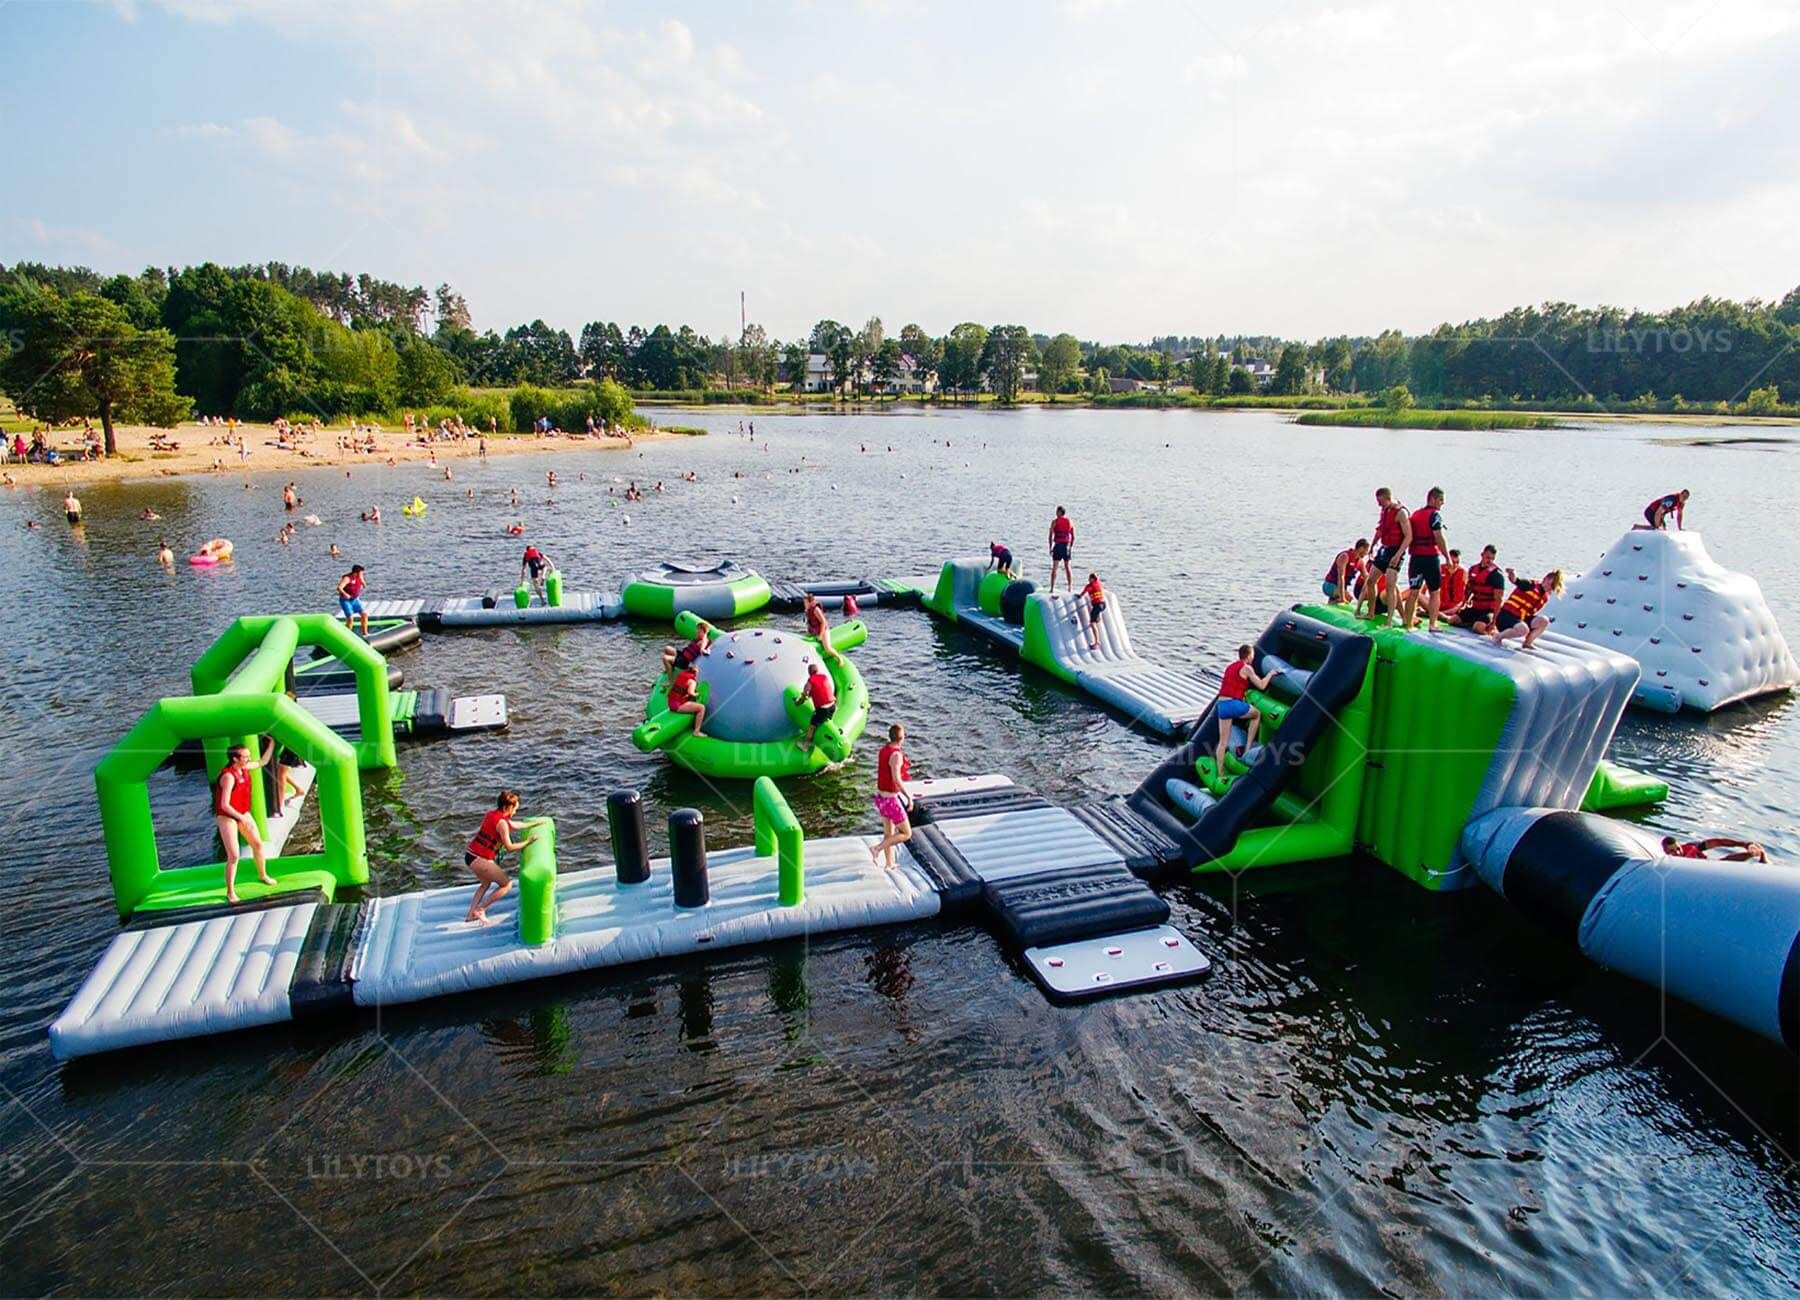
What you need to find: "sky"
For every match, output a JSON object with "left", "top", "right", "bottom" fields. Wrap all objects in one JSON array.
[{"left": 4, "top": 0, "right": 1798, "bottom": 343}]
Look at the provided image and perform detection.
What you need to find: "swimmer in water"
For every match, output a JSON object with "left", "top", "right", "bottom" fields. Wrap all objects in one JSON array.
[
  {"left": 157, "top": 539, "right": 174, "bottom": 566},
  {"left": 141, "top": 508, "right": 161, "bottom": 521}
]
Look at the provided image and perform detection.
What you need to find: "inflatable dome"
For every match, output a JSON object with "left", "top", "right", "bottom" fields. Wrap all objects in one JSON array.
[
  {"left": 1553, "top": 529, "right": 1798, "bottom": 712},
  {"left": 632, "top": 614, "right": 870, "bottom": 778}
]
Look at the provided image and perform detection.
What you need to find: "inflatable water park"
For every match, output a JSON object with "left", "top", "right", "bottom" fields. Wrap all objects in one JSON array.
[{"left": 47, "top": 531, "right": 1800, "bottom": 1062}]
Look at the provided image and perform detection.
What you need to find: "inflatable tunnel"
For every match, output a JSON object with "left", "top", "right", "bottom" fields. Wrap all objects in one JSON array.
[{"left": 1464, "top": 807, "right": 1800, "bottom": 1050}]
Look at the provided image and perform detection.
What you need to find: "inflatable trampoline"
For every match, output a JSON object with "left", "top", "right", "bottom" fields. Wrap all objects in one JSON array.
[
  {"left": 632, "top": 613, "right": 870, "bottom": 778},
  {"left": 621, "top": 560, "right": 772, "bottom": 621},
  {"left": 1554, "top": 529, "right": 1799, "bottom": 712}
]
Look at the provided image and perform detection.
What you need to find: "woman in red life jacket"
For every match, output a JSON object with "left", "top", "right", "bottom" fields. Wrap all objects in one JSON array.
[
  {"left": 987, "top": 541, "right": 1014, "bottom": 577},
  {"left": 215, "top": 740, "right": 278, "bottom": 904},
  {"left": 1660, "top": 834, "right": 1769, "bottom": 863},
  {"left": 1490, "top": 568, "right": 1565, "bottom": 650},
  {"left": 1214, "top": 644, "right": 1283, "bottom": 778},
  {"left": 1080, "top": 572, "right": 1108, "bottom": 651},
  {"left": 665, "top": 663, "right": 707, "bottom": 738},
  {"left": 868, "top": 723, "right": 915, "bottom": 870},
  {"left": 1323, "top": 539, "right": 1369, "bottom": 604},
  {"left": 463, "top": 789, "right": 544, "bottom": 925},
  {"left": 662, "top": 619, "right": 713, "bottom": 675},
  {"left": 796, "top": 658, "right": 838, "bottom": 751},
  {"left": 804, "top": 592, "right": 841, "bottom": 664},
  {"left": 1438, "top": 548, "right": 1468, "bottom": 617},
  {"left": 1048, "top": 506, "right": 1076, "bottom": 593},
  {"left": 1354, "top": 487, "right": 1411, "bottom": 622},
  {"left": 1637, "top": 489, "right": 1689, "bottom": 531},
  {"left": 519, "top": 545, "right": 554, "bottom": 603},
  {"left": 1451, "top": 544, "right": 1507, "bottom": 630},
  {"left": 1402, "top": 486, "right": 1449, "bottom": 632}
]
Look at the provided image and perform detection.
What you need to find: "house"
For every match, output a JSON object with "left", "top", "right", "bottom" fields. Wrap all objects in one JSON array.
[
  {"left": 801, "top": 352, "right": 936, "bottom": 395},
  {"left": 1108, "top": 377, "right": 1148, "bottom": 393}
]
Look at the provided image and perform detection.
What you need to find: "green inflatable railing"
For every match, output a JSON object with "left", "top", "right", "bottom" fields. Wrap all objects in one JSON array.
[
  {"left": 517, "top": 818, "right": 559, "bottom": 945},
  {"left": 95, "top": 692, "right": 368, "bottom": 918},
  {"left": 192, "top": 614, "right": 396, "bottom": 772},
  {"left": 753, "top": 777, "right": 806, "bottom": 905}
]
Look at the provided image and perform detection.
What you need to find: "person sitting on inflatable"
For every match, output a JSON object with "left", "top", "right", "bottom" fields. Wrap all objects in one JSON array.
[
  {"left": 868, "top": 723, "right": 915, "bottom": 871},
  {"left": 1323, "top": 539, "right": 1369, "bottom": 604},
  {"left": 1215, "top": 644, "right": 1282, "bottom": 777},
  {"left": 1660, "top": 834, "right": 1769, "bottom": 863},
  {"left": 796, "top": 659, "right": 837, "bottom": 752},
  {"left": 190, "top": 537, "right": 234, "bottom": 565},
  {"left": 1439, "top": 548, "right": 1468, "bottom": 619},
  {"left": 665, "top": 663, "right": 707, "bottom": 739},
  {"left": 215, "top": 740, "right": 278, "bottom": 904},
  {"left": 519, "top": 544, "right": 554, "bottom": 602},
  {"left": 1489, "top": 568, "right": 1565, "bottom": 651},
  {"left": 1081, "top": 571, "right": 1108, "bottom": 651},
  {"left": 1637, "top": 489, "right": 1689, "bottom": 531},
  {"left": 462, "top": 789, "right": 545, "bottom": 926},
  {"left": 803, "top": 593, "right": 840, "bottom": 664},
  {"left": 662, "top": 619, "right": 713, "bottom": 675},
  {"left": 1452, "top": 544, "right": 1507, "bottom": 630},
  {"left": 987, "top": 541, "right": 1014, "bottom": 577}
]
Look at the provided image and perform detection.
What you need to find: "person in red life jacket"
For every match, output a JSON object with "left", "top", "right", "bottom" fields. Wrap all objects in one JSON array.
[
  {"left": 987, "top": 541, "right": 1014, "bottom": 577},
  {"left": 1047, "top": 506, "right": 1076, "bottom": 593},
  {"left": 519, "top": 544, "right": 555, "bottom": 603},
  {"left": 1637, "top": 489, "right": 1689, "bottom": 531},
  {"left": 1439, "top": 548, "right": 1468, "bottom": 617},
  {"left": 505, "top": 520, "right": 525, "bottom": 536},
  {"left": 1214, "top": 644, "right": 1282, "bottom": 778},
  {"left": 868, "top": 723, "right": 915, "bottom": 870},
  {"left": 1489, "top": 568, "right": 1565, "bottom": 650},
  {"left": 841, "top": 591, "right": 860, "bottom": 619},
  {"left": 665, "top": 663, "right": 707, "bottom": 738},
  {"left": 1080, "top": 572, "right": 1108, "bottom": 651},
  {"left": 1402, "top": 486, "right": 1449, "bottom": 632},
  {"left": 661, "top": 618, "right": 713, "bottom": 675},
  {"left": 1451, "top": 544, "right": 1508, "bottom": 630},
  {"left": 1354, "top": 487, "right": 1411, "bottom": 622},
  {"left": 336, "top": 563, "right": 369, "bottom": 637},
  {"left": 215, "top": 740, "right": 278, "bottom": 904},
  {"left": 462, "top": 789, "right": 544, "bottom": 925},
  {"left": 796, "top": 658, "right": 838, "bottom": 751},
  {"left": 803, "top": 592, "right": 841, "bottom": 664},
  {"left": 1323, "top": 539, "right": 1369, "bottom": 604},
  {"left": 1660, "top": 834, "right": 1769, "bottom": 863}
]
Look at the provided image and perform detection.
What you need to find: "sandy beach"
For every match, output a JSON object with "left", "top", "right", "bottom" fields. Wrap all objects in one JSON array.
[{"left": 0, "top": 418, "right": 692, "bottom": 486}]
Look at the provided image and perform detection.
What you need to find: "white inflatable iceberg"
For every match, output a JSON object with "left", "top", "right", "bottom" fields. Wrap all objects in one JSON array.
[{"left": 1554, "top": 530, "right": 1798, "bottom": 713}]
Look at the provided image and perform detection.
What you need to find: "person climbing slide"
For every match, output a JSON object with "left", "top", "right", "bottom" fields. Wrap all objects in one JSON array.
[
  {"left": 1661, "top": 834, "right": 1769, "bottom": 863},
  {"left": 1214, "top": 644, "right": 1281, "bottom": 778},
  {"left": 796, "top": 659, "right": 837, "bottom": 751},
  {"left": 1080, "top": 572, "right": 1108, "bottom": 651}
]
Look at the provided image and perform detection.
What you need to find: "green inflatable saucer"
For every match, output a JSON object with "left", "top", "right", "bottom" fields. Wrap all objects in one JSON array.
[
  {"left": 631, "top": 612, "right": 870, "bottom": 779},
  {"left": 620, "top": 559, "right": 772, "bottom": 621}
]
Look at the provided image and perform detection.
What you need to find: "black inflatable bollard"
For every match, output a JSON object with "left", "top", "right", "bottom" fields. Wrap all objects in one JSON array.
[
  {"left": 669, "top": 808, "right": 709, "bottom": 908},
  {"left": 609, "top": 789, "right": 651, "bottom": 885}
]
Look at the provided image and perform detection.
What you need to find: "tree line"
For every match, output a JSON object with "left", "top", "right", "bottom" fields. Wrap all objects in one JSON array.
[{"left": 3, "top": 257, "right": 1796, "bottom": 456}]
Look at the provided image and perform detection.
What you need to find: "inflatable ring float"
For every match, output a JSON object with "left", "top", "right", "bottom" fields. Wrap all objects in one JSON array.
[
  {"left": 631, "top": 613, "right": 869, "bottom": 778},
  {"left": 401, "top": 496, "right": 427, "bottom": 517},
  {"left": 188, "top": 538, "right": 233, "bottom": 566},
  {"left": 621, "top": 559, "right": 771, "bottom": 621}
]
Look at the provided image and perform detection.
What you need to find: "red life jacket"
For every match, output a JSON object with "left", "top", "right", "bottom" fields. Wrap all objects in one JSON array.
[
  {"left": 1050, "top": 515, "right": 1074, "bottom": 542},
  {"left": 1221, "top": 660, "right": 1251, "bottom": 700},
  {"left": 806, "top": 604, "right": 828, "bottom": 637},
  {"left": 1441, "top": 564, "right": 1467, "bottom": 608},
  {"left": 1375, "top": 502, "right": 1406, "bottom": 547},
  {"left": 667, "top": 669, "right": 698, "bottom": 709},
  {"left": 1669, "top": 840, "right": 1706, "bottom": 859},
  {"left": 341, "top": 570, "right": 365, "bottom": 598},
  {"left": 1324, "top": 549, "right": 1365, "bottom": 583},
  {"left": 877, "top": 743, "right": 911, "bottom": 792},
  {"left": 1503, "top": 581, "right": 1549, "bottom": 620},
  {"left": 467, "top": 809, "right": 510, "bottom": 861},
  {"left": 216, "top": 766, "right": 252, "bottom": 816},
  {"left": 1467, "top": 562, "right": 1505, "bottom": 612},
  {"left": 807, "top": 670, "right": 835, "bottom": 708},
  {"left": 1408, "top": 506, "right": 1441, "bottom": 556}
]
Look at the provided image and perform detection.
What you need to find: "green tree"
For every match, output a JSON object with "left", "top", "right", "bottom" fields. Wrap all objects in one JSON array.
[
  {"left": 980, "top": 324, "right": 1036, "bottom": 403},
  {"left": 898, "top": 323, "right": 939, "bottom": 394},
  {"left": 397, "top": 336, "right": 458, "bottom": 405},
  {"left": 1745, "top": 384, "right": 1782, "bottom": 413},
  {"left": 1039, "top": 333, "right": 1081, "bottom": 399},
  {"left": 781, "top": 341, "right": 808, "bottom": 389},
  {"left": 1226, "top": 366, "right": 1253, "bottom": 395},
  {"left": 941, "top": 322, "right": 988, "bottom": 399},
  {"left": 871, "top": 338, "right": 903, "bottom": 394},
  {"left": 2, "top": 291, "right": 190, "bottom": 454},
  {"left": 809, "top": 319, "right": 853, "bottom": 394},
  {"left": 1272, "top": 345, "right": 1308, "bottom": 396},
  {"left": 1383, "top": 383, "right": 1414, "bottom": 411}
]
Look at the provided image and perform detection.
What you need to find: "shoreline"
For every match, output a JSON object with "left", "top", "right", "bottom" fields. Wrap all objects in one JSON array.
[{"left": 0, "top": 420, "right": 695, "bottom": 487}]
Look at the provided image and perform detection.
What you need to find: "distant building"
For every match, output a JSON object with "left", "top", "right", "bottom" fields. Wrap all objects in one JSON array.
[{"left": 802, "top": 351, "right": 935, "bottom": 395}]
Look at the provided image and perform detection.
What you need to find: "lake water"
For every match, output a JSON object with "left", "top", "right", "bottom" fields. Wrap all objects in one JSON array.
[{"left": 1, "top": 408, "right": 1796, "bottom": 1295}]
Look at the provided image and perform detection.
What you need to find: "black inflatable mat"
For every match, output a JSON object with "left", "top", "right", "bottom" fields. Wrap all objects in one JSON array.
[{"left": 982, "top": 861, "right": 1170, "bottom": 949}]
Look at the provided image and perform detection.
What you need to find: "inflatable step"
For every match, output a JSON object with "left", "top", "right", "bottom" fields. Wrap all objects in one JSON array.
[
  {"left": 982, "top": 861, "right": 1170, "bottom": 949},
  {"left": 912, "top": 785, "right": 1050, "bottom": 826},
  {"left": 289, "top": 901, "right": 367, "bottom": 1020},
  {"left": 1023, "top": 925, "right": 1211, "bottom": 1001},
  {"left": 1066, "top": 799, "right": 1185, "bottom": 874},
  {"left": 902, "top": 824, "right": 984, "bottom": 910}
]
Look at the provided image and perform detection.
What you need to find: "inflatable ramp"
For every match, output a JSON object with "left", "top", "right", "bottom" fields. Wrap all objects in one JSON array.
[
  {"left": 1554, "top": 529, "right": 1799, "bottom": 712},
  {"left": 357, "top": 591, "right": 623, "bottom": 629},
  {"left": 299, "top": 687, "right": 508, "bottom": 740},
  {"left": 915, "top": 558, "right": 1215, "bottom": 736}
]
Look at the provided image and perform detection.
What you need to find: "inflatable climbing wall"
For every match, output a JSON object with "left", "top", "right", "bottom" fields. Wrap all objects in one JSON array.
[{"left": 1554, "top": 530, "right": 1798, "bottom": 712}]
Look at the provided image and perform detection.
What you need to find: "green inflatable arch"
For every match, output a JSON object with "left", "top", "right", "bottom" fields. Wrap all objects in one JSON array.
[
  {"left": 191, "top": 613, "right": 396, "bottom": 773},
  {"left": 96, "top": 692, "right": 370, "bottom": 918}
]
